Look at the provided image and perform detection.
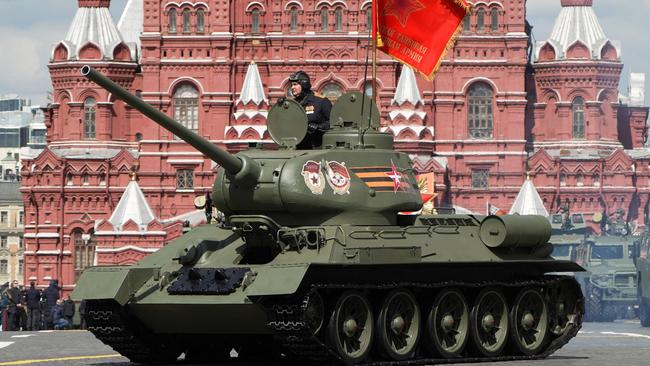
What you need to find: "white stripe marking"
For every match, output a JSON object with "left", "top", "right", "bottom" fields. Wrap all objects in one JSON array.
[
  {"left": 38, "top": 330, "right": 54, "bottom": 333},
  {"left": 0, "top": 342, "right": 13, "bottom": 349},
  {"left": 11, "top": 334, "right": 33, "bottom": 338},
  {"left": 601, "top": 331, "right": 650, "bottom": 340}
]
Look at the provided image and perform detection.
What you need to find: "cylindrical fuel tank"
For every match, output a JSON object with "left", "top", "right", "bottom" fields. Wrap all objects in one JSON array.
[{"left": 479, "top": 215, "right": 552, "bottom": 249}]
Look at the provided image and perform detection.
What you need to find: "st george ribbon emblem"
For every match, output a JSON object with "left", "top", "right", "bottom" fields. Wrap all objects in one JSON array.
[
  {"left": 301, "top": 161, "right": 325, "bottom": 195},
  {"left": 326, "top": 161, "right": 351, "bottom": 195}
]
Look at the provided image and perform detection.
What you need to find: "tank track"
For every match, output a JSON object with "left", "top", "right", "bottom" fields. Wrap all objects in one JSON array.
[
  {"left": 84, "top": 300, "right": 179, "bottom": 364},
  {"left": 268, "top": 275, "right": 583, "bottom": 365}
]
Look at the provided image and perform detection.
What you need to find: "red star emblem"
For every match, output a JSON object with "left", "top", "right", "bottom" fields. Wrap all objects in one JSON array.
[
  {"left": 385, "top": 160, "right": 403, "bottom": 193},
  {"left": 380, "top": 0, "right": 427, "bottom": 28}
]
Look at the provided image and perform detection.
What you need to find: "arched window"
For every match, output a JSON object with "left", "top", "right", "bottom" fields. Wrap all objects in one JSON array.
[
  {"left": 491, "top": 8, "right": 499, "bottom": 31},
  {"left": 182, "top": 9, "right": 191, "bottom": 33},
  {"left": 467, "top": 83, "right": 493, "bottom": 139},
  {"left": 593, "top": 173, "right": 600, "bottom": 187},
  {"left": 168, "top": 8, "right": 177, "bottom": 33},
  {"left": 174, "top": 84, "right": 199, "bottom": 133},
  {"left": 572, "top": 96, "right": 585, "bottom": 139},
  {"left": 477, "top": 9, "right": 485, "bottom": 33},
  {"left": 74, "top": 230, "right": 95, "bottom": 280},
  {"left": 321, "top": 9, "right": 329, "bottom": 31},
  {"left": 320, "top": 83, "right": 344, "bottom": 102},
  {"left": 251, "top": 9, "right": 260, "bottom": 33},
  {"left": 197, "top": 9, "right": 205, "bottom": 33},
  {"left": 463, "top": 13, "right": 470, "bottom": 32},
  {"left": 335, "top": 8, "right": 343, "bottom": 31},
  {"left": 576, "top": 173, "right": 584, "bottom": 187},
  {"left": 290, "top": 8, "right": 299, "bottom": 31},
  {"left": 83, "top": 97, "right": 96, "bottom": 139},
  {"left": 560, "top": 173, "right": 567, "bottom": 186}
]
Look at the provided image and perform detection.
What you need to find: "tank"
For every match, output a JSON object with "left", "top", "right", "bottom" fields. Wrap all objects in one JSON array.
[
  {"left": 73, "top": 66, "right": 585, "bottom": 365},
  {"left": 583, "top": 211, "right": 638, "bottom": 322}
]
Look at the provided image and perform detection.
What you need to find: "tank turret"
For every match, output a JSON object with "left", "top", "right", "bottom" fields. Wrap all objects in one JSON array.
[{"left": 82, "top": 66, "right": 422, "bottom": 226}]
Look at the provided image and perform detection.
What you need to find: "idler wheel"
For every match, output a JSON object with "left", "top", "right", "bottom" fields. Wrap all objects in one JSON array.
[
  {"left": 304, "top": 290, "right": 325, "bottom": 335},
  {"left": 547, "top": 279, "right": 582, "bottom": 336},
  {"left": 425, "top": 288, "right": 469, "bottom": 358},
  {"left": 327, "top": 291, "right": 374, "bottom": 364},
  {"left": 470, "top": 288, "right": 509, "bottom": 357},
  {"left": 509, "top": 288, "right": 549, "bottom": 355},
  {"left": 375, "top": 289, "right": 421, "bottom": 360}
]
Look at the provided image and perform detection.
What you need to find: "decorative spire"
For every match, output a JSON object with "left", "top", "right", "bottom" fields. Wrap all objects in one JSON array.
[
  {"left": 56, "top": 0, "right": 132, "bottom": 61},
  {"left": 392, "top": 66, "right": 423, "bottom": 106},
  {"left": 108, "top": 180, "right": 155, "bottom": 231},
  {"left": 509, "top": 178, "right": 549, "bottom": 216},
  {"left": 237, "top": 62, "right": 267, "bottom": 105},
  {"left": 78, "top": 0, "right": 111, "bottom": 7},
  {"left": 561, "top": 0, "right": 593, "bottom": 7},
  {"left": 536, "top": 0, "right": 619, "bottom": 61},
  {"left": 117, "top": 0, "right": 144, "bottom": 60}
]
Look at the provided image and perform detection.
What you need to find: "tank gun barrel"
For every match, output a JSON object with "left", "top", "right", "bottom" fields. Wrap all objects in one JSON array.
[{"left": 80, "top": 66, "right": 244, "bottom": 176}]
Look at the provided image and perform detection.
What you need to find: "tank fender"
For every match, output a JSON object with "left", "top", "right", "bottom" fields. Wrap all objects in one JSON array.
[
  {"left": 71, "top": 266, "right": 155, "bottom": 305},
  {"left": 245, "top": 264, "right": 309, "bottom": 296}
]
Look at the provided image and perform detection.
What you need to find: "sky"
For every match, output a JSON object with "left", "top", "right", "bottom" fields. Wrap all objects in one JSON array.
[{"left": 0, "top": 0, "right": 647, "bottom": 107}]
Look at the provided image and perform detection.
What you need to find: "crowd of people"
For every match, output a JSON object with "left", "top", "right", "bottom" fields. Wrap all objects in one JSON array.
[{"left": 0, "top": 280, "right": 83, "bottom": 331}]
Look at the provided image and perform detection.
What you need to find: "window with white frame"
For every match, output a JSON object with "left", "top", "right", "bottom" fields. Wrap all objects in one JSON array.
[
  {"left": 173, "top": 84, "right": 199, "bottom": 133},
  {"left": 471, "top": 170, "right": 489, "bottom": 189},
  {"left": 176, "top": 169, "right": 194, "bottom": 189}
]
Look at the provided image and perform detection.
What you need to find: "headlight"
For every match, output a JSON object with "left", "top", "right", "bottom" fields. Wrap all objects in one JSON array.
[{"left": 591, "top": 274, "right": 611, "bottom": 286}]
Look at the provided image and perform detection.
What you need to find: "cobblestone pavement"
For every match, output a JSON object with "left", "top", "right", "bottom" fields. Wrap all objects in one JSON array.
[{"left": 1, "top": 321, "right": 649, "bottom": 365}]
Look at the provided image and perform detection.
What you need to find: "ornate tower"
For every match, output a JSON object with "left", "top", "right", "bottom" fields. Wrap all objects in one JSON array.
[
  {"left": 20, "top": 0, "right": 141, "bottom": 293},
  {"left": 529, "top": 0, "right": 649, "bottom": 230},
  {"left": 532, "top": 0, "right": 622, "bottom": 149}
]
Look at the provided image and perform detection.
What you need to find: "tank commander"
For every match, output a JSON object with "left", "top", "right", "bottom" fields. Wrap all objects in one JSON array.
[{"left": 288, "top": 71, "right": 331, "bottom": 149}]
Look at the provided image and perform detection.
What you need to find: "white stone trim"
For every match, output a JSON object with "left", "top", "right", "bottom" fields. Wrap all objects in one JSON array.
[
  {"left": 94, "top": 245, "right": 160, "bottom": 253},
  {"left": 23, "top": 233, "right": 60, "bottom": 239}
]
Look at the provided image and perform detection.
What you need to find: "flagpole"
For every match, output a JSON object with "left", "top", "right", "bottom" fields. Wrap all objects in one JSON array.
[{"left": 372, "top": 1, "right": 378, "bottom": 103}]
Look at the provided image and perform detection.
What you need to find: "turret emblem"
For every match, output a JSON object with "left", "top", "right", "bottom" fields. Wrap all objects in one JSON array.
[
  {"left": 385, "top": 160, "right": 403, "bottom": 193},
  {"left": 301, "top": 161, "right": 326, "bottom": 195},
  {"left": 326, "top": 161, "right": 351, "bottom": 195}
]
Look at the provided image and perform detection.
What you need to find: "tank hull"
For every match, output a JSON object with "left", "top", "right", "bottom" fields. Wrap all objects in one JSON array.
[{"left": 76, "top": 217, "right": 584, "bottom": 364}]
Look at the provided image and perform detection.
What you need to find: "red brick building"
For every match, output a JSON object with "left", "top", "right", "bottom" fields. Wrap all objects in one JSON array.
[{"left": 19, "top": 0, "right": 648, "bottom": 294}]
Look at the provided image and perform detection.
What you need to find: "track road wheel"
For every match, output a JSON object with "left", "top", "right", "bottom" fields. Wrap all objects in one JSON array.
[
  {"left": 328, "top": 291, "right": 374, "bottom": 364},
  {"left": 509, "top": 288, "right": 549, "bottom": 355},
  {"left": 375, "top": 289, "right": 421, "bottom": 361},
  {"left": 426, "top": 288, "right": 469, "bottom": 358},
  {"left": 470, "top": 288, "right": 509, "bottom": 357}
]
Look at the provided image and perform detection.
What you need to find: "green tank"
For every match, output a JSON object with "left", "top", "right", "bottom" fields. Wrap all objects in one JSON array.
[{"left": 73, "top": 66, "right": 584, "bottom": 365}]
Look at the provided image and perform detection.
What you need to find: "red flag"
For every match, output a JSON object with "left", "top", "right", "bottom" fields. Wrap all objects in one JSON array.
[{"left": 374, "top": 0, "right": 470, "bottom": 80}]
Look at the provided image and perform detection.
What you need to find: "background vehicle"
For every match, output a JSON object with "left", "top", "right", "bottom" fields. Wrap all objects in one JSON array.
[
  {"left": 633, "top": 228, "right": 650, "bottom": 326},
  {"left": 584, "top": 215, "right": 638, "bottom": 322},
  {"left": 73, "top": 67, "right": 585, "bottom": 365}
]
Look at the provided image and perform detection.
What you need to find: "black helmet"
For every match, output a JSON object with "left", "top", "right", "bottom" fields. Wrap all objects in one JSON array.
[{"left": 289, "top": 70, "right": 311, "bottom": 92}]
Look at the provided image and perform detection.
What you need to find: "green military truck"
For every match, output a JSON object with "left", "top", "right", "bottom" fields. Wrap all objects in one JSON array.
[
  {"left": 549, "top": 213, "right": 588, "bottom": 262},
  {"left": 583, "top": 219, "right": 638, "bottom": 322},
  {"left": 633, "top": 229, "right": 650, "bottom": 326}
]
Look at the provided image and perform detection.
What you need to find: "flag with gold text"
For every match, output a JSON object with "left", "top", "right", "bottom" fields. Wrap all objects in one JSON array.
[{"left": 374, "top": 0, "right": 471, "bottom": 80}]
